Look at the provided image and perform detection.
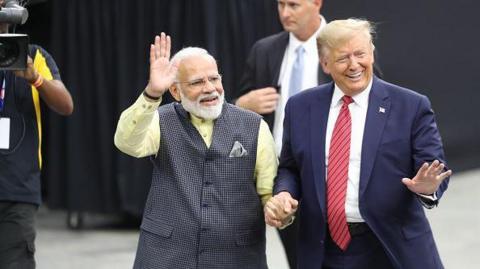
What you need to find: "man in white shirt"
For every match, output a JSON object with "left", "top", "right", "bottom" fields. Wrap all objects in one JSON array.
[
  {"left": 264, "top": 18, "right": 452, "bottom": 269},
  {"left": 234, "top": 1, "right": 327, "bottom": 267}
]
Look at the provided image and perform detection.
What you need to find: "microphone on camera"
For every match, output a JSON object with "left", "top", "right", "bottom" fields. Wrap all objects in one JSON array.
[{"left": 0, "top": 0, "right": 28, "bottom": 25}]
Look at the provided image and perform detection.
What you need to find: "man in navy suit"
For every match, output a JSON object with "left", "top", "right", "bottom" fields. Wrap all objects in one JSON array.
[{"left": 264, "top": 18, "right": 452, "bottom": 269}]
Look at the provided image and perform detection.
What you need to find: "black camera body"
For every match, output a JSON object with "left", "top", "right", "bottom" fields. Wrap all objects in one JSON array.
[
  {"left": 0, "top": 0, "right": 29, "bottom": 70},
  {"left": 0, "top": 33, "right": 28, "bottom": 70}
]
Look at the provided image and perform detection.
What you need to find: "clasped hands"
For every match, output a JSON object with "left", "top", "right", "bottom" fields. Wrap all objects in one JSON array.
[{"left": 264, "top": 191, "right": 298, "bottom": 228}]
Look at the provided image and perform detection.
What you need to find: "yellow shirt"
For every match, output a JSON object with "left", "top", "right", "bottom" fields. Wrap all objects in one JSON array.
[{"left": 114, "top": 94, "right": 278, "bottom": 205}]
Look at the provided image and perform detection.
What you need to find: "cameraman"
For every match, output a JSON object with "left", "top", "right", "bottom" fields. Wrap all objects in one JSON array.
[{"left": 0, "top": 0, "right": 73, "bottom": 267}]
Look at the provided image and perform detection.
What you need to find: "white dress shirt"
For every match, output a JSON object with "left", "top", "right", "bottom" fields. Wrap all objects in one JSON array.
[
  {"left": 325, "top": 79, "right": 373, "bottom": 222},
  {"left": 273, "top": 15, "right": 326, "bottom": 155}
]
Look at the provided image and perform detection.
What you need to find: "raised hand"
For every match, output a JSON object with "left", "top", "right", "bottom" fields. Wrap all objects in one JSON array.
[
  {"left": 264, "top": 191, "right": 298, "bottom": 228},
  {"left": 402, "top": 160, "right": 452, "bottom": 195},
  {"left": 145, "top": 32, "right": 179, "bottom": 98}
]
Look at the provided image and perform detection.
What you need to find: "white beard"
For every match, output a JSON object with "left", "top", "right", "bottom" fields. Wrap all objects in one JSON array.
[{"left": 180, "top": 91, "right": 224, "bottom": 120}]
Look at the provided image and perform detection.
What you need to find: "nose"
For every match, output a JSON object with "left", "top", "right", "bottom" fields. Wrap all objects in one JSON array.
[
  {"left": 348, "top": 56, "right": 360, "bottom": 70},
  {"left": 279, "top": 6, "right": 290, "bottom": 19},
  {"left": 202, "top": 79, "right": 216, "bottom": 93}
]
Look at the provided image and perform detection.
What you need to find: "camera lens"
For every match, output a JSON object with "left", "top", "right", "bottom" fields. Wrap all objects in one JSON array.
[{"left": 0, "top": 40, "right": 19, "bottom": 67}]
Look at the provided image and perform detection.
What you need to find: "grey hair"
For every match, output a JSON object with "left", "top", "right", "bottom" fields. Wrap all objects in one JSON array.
[
  {"left": 317, "top": 18, "right": 375, "bottom": 60},
  {"left": 170, "top": 47, "right": 216, "bottom": 81}
]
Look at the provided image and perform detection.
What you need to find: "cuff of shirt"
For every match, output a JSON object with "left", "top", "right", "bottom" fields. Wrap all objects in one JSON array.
[
  {"left": 279, "top": 215, "right": 296, "bottom": 230},
  {"left": 417, "top": 192, "right": 438, "bottom": 209},
  {"left": 141, "top": 93, "right": 163, "bottom": 106},
  {"left": 139, "top": 94, "right": 162, "bottom": 112}
]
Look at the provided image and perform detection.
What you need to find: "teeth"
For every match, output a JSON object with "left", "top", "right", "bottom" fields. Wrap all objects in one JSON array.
[
  {"left": 347, "top": 72, "right": 362, "bottom": 79},
  {"left": 201, "top": 97, "right": 217, "bottom": 102}
]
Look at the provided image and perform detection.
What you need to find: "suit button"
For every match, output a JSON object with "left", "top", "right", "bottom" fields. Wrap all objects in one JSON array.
[
  {"left": 205, "top": 182, "right": 212, "bottom": 186},
  {"left": 202, "top": 204, "right": 209, "bottom": 208}
]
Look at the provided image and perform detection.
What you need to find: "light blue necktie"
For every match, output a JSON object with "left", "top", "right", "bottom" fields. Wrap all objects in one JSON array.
[{"left": 288, "top": 45, "right": 305, "bottom": 97}]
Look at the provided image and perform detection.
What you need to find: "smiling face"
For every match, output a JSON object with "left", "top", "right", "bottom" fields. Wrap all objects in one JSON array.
[
  {"left": 321, "top": 32, "right": 375, "bottom": 96},
  {"left": 170, "top": 54, "right": 225, "bottom": 119}
]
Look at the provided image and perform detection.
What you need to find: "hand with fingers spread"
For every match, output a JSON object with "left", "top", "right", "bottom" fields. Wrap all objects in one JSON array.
[
  {"left": 145, "top": 32, "right": 179, "bottom": 98},
  {"left": 402, "top": 160, "right": 452, "bottom": 195},
  {"left": 235, "top": 87, "right": 280, "bottom": 114},
  {"left": 264, "top": 191, "right": 298, "bottom": 228}
]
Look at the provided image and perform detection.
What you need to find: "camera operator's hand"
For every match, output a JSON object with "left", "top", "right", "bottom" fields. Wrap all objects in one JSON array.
[
  {"left": 13, "top": 55, "right": 74, "bottom": 115},
  {"left": 13, "top": 56, "right": 39, "bottom": 83},
  {"left": 144, "top": 32, "right": 179, "bottom": 99}
]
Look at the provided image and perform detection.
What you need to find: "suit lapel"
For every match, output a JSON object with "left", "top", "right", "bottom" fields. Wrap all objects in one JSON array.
[
  {"left": 310, "top": 84, "right": 334, "bottom": 219},
  {"left": 270, "top": 32, "right": 289, "bottom": 86},
  {"left": 359, "top": 77, "right": 390, "bottom": 197}
]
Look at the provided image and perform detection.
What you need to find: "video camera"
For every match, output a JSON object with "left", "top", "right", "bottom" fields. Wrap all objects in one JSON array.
[{"left": 0, "top": 0, "right": 29, "bottom": 70}]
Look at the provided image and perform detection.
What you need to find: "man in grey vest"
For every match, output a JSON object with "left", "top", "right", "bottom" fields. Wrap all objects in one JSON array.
[{"left": 114, "top": 33, "right": 277, "bottom": 269}]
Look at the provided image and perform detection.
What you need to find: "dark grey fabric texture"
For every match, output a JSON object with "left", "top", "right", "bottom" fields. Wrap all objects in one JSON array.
[
  {"left": 0, "top": 202, "right": 37, "bottom": 269},
  {"left": 133, "top": 102, "right": 268, "bottom": 269}
]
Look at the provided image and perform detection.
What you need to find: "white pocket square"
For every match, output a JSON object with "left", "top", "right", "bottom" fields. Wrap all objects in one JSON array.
[{"left": 229, "top": 141, "right": 248, "bottom": 157}]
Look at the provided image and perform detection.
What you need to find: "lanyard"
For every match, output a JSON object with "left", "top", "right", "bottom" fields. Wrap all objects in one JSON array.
[{"left": 0, "top": 71, "right": 5, "bottom": 112}]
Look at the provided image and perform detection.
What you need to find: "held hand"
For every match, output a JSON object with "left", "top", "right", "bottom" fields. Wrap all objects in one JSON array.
[
  {"left": 264, "top": 191, "right": 298, "bottom": 228},
  {"left": 236, "top": 87, "right": 279, "bottom": 114},
  {"left": 14, "top": 56, "right": 38, "bottom": 83},
  {"left": 402, "top": 160, "right": 452, "bottom": 195},
  {"left": 145, "top": 32, "right": 179, "bottom": 97}
]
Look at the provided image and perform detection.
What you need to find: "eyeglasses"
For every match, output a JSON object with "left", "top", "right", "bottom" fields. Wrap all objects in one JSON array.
[{"left": 175, "top": 74, "right": 222, "bottom": 89}]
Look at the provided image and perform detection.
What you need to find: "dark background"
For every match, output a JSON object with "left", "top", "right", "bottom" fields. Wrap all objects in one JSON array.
[{"left": 17, "top": 0, "right": 479, "bottom": 216}]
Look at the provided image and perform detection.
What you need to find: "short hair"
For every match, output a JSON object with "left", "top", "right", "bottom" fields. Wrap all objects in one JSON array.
[{"left": 317, "top": 18, "right": 375, "bottom": 59}]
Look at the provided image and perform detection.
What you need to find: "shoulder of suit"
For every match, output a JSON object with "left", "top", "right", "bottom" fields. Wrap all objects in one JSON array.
[
  {"left": 375, "top": 77, "right": 426, "bottom": 100},
  {"left": 254, "top": 31, "right": 289, "bottom": 48}
]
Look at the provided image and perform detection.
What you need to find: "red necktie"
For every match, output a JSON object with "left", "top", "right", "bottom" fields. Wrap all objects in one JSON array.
[{"left": 327, "top": 95, "right": 353, "bottom": 251}]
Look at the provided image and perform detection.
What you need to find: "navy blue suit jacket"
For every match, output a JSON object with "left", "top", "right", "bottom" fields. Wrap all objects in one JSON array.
[{"left": 274, "top": 76, "right": 449, "bottom": 269}]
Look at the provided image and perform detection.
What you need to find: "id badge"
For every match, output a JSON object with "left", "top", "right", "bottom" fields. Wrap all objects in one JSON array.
[{"left": 0, "top": 117, "right": 10, "bottom": 149}]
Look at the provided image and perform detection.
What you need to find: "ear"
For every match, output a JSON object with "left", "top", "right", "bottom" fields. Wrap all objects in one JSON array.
[
  {"left": 169, "top": 84, "right": 181, "bottom": 102},
  {"left": 320, "top": 57, "right": 331, "bottom": 75}
]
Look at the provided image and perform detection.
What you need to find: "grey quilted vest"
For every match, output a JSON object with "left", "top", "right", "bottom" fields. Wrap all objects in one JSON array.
[{"left": 133, "top": 102, "right": 268, "bottom": 269}]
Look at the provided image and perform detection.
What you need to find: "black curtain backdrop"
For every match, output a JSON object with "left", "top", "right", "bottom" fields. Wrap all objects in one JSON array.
[
  {"left": 43, "top": 0, "right": 282, "bottom": 214},
  {"left": 22, "top": 0, "right": 477, "bottom": 214}
]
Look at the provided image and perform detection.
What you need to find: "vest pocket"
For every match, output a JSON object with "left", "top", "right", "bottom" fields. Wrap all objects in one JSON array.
[
  {"left": 235, "top": 229, "right": 262, "bottom": 246},
  {"left": 141, "top": 216, "right": 174, "bottom": 238}
]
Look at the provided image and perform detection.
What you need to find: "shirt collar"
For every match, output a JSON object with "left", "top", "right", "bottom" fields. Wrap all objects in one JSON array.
[
  {"left": 331, "top": 77, "right": 373, "bottom": 109},
  {"left": 190, "top": 113, "right": 214, "bottom": 125},
  {"left": 288, "top": 15, "right": 326, "bottom": 56}
]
